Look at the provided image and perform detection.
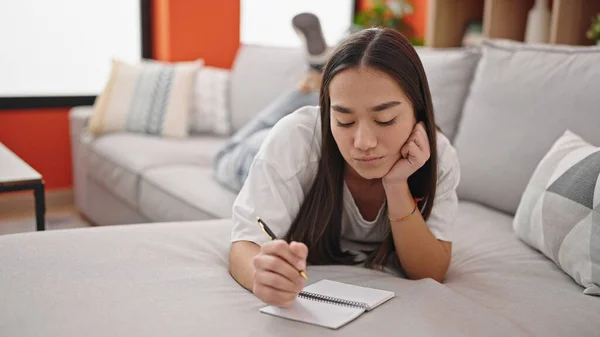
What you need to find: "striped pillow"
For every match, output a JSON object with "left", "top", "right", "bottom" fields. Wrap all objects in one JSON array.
[{"left": 89, "top": 59, "right": 202, "bottom": 138}]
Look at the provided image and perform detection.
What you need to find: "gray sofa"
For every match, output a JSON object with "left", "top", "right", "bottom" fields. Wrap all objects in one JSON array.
[
  {"left": 1, "top": 40, "right": 599, "bottom": 336},
  {"left": 68, "top": 45, "right": 310, "bottom": 225},
  {"left": 68, "top": 43, "right": 479, "bottom": 226}
]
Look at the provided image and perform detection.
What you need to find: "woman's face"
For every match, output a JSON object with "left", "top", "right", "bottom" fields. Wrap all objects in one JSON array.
[{"left": 329, "top": 66, "right": 417, "bottom": 180}]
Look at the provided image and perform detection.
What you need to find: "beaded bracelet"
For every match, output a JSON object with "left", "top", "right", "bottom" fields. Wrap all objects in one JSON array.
[{"left": 388, "top": 197, "right": 424, "bottom": 222}]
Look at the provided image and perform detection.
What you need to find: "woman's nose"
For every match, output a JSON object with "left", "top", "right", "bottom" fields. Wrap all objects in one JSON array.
[{"left": 353, "top": 124, "right": 377, "bottom": 151}]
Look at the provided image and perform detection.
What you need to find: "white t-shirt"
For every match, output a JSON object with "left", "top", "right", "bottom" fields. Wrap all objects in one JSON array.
[{"left": 230, "top": 106, "right": 461, "bottom": 257}]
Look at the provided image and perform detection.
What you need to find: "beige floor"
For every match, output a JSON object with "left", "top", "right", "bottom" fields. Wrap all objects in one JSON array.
[{"left": 0, "top": 205, "right": 92, "bottom": 236}]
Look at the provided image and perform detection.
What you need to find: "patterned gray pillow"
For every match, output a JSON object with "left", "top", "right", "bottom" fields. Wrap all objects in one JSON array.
[{"left": 513, "top": 130, "right": 600, "bottom": 295}]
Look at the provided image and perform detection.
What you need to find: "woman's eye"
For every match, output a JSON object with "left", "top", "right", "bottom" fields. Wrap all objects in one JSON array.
[
  {"left": 336, "top": 120, "right": 355, "bottom": 127},
  {"left": 377, "top": 118, "right": 397, "bottom": 126}
]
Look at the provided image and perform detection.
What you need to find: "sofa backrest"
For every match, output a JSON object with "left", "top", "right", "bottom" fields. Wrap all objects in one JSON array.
[
  {"left": 415, "top": 47, "right": 481, "bottom": 142},
  {"left": 228, "top": 44, "right": 481, "bottom": 139},
  {"left": 453, "top": 39, "right": 600, "bottom": 215},
  {"left": 229, "top": 44, "right": 307, "bottom": 132}
]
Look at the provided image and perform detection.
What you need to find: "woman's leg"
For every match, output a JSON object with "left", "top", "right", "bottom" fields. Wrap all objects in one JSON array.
[
  {"left": 292, "top": 12, "right": 329, "bottom": 70},
  {"left": 213, "top": 89, "right": 319, "bottom": 192},
  {"left": 213, "top": 13, "right": 326, "bottom": 192}
]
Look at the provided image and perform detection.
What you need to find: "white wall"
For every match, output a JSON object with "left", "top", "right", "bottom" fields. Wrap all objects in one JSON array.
[
  {"left": 240, "top": 0, "right": 354, "bottom": 48},
  {"left": 0, "top": 0, "right": 141, "bottom": 97}
]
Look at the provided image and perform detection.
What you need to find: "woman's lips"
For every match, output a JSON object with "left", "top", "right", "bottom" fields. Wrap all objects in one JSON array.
[{"left": 355, "top": 156, "right": 384, "bottom": 164}]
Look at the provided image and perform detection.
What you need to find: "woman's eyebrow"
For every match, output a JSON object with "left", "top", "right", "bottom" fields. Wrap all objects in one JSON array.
[
  {"left": 331, "top": 104, "right": 352, "bottom": 113},
  {"left": 370, "top": 101, "right": 401, "bottom": 112},
  {"left": 331, "top": 101, "right": 401, "bottom": 114}
]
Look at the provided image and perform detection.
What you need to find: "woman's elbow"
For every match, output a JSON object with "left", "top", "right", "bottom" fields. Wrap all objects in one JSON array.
[
  {"left": 409, "top": 270, "right": 448, "bottom": 284},
  {"left": 403, "top": 259, "right": 450, "bottom": 283}
]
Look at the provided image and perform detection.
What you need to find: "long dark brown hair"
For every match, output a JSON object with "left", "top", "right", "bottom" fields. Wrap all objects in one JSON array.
[{"left": 283, "top": 28, "right": 438, "bottom": 269}]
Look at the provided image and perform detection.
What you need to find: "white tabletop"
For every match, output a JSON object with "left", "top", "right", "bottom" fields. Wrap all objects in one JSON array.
[{"left": 0, "top": 142, "right": 42, "bottom": 186}]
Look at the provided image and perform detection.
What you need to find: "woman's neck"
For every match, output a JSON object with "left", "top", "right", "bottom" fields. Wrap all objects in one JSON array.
[
  {"left": 344, "top": 164, "right": 386, "bottom": 221},
  {"left": 344, "top": 164, "right": 381, "bottom": 188}
]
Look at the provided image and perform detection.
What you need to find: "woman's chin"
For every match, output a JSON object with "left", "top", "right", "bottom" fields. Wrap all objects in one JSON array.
[{"left": 351, "top": 166, "right": 390, "bottom": 180}]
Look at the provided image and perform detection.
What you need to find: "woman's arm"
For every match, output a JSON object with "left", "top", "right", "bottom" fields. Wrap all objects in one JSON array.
[
  {"left": 384, "top": 181, "right": 451, "bottom": 283},
  {"left": 381, "top": 122, "right": 457, "bottom": 283},
  {"left": 229, "top": 241, "right": 261, "bottom": 291}
]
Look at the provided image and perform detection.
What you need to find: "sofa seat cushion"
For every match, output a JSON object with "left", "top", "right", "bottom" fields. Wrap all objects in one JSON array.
[
  {"left": 446, "top": 202, "right": 600, "bottom": 336},
  {"left": 87, "top": 133, "right": 227, "bottom": 207},
  {"left": 2, "top": 203, "right": 599, "bottom": 336},
  {"left": 139, "top": 165, "right": 237, "bottom": 221}
]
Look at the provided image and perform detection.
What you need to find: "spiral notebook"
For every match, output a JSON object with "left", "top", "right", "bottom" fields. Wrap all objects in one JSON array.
[{"left": 259, "top": 280, "right": 395, "bottom": 329}]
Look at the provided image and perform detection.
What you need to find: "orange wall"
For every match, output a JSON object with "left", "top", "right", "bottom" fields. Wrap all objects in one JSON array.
[
  {"left": 359, "top": 0, "right": 428, "bottom": 38},
  {"left": 0, "top": 108, "right": 72, "bottom": 189},
  {"left": 152, "top": 0, "right": 240, "bottom": 68},
  {"left": 0, "top": 0, "right": 241, "bottom": 191}
]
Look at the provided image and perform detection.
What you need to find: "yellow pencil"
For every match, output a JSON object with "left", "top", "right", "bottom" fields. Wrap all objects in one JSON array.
[{"left": 256, "top": 216, "right": 308, "bottom": 280}]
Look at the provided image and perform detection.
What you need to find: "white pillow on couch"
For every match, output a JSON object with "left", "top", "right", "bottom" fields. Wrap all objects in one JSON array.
[
  {"left": 191, "top": 66, "right": 231, "bottom": 136},
  {"left": 513, "top": 130, "right": 600, "bottom": 295},
  {"left": 89, "top": 59, "right": 202, "bottom": 139}
]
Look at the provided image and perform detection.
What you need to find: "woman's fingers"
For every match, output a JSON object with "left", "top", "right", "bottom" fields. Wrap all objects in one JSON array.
[
  {"left": 406, "top": 141, "right": 420, "bottom": 162},
  {"left": 254, "top": 268, "right": 304, "bottom": 293},
  {"left": 410, "top": 122, "right": 430, "bottom": 155},
  {"left": 253, "top": 283, "right": 299, "bottom": 308},
  {"left": 401, "top": 140, "right": 411, "bottom": 158},
  {"left": 254, "top": 254, "right": 305, "bottom": 284},
  {"left": 262, "top": 240, "right": 306, "bottom": 271},
  {"left": 289, "top": 241, "right": 308, "bottom": 270}
]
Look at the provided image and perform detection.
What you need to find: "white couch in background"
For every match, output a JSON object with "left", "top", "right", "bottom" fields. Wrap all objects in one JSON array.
[
  {"left": 68, "top": 43, "right": 481, "bottom": 226},
  {"left": 69, "top": 45, "right": 309, "bottom": 225}
]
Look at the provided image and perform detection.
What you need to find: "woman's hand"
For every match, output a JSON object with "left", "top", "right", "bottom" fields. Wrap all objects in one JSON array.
[
  {"left": 383, "top": 121, "right": 430, "bottom": 186},
  {"left": 252, "top": 240, "right": 308, "bottom": 308}
]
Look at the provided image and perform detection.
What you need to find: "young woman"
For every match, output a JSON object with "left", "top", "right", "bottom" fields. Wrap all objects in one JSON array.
[{"left": 228, "top": 28, "right": 460, "bottom": 308}]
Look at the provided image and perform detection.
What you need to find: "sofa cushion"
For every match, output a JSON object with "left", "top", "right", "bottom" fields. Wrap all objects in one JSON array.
[
  {"left": 415, "top": 47, "right": 480, "bottom": 142},
  {"left": 447, "top": 202, "right": 600, "bottom": 336},
  {"left": 513, "top": 130, "right": 600, "bottom": 295},
  {"left": 2, "top": 205, "right": 600, "bottom": 337},
  {"left": 89, "top": 59, "right": 201, "bottom": 138},
  {"left": 453, "top": 40, "right": 600, "bottom": 215},
  {"left": 229, "top": 45, "right": 307, "bottom": 132},
  {"left": 139, "top": 165, "right": 237, "bottom": 222},
  {"left": 191, "top": 66, "right": 232, "bottom": 136},
  {"left": 87, "top": 133, "right": 227, "bottom": 207}
]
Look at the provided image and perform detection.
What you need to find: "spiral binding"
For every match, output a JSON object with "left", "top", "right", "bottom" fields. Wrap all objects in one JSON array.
[{"left": 298, "top": 291, "right": 369, "bottom": 310}]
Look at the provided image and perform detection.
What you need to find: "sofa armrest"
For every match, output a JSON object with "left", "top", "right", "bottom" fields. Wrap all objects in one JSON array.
[
  {"left": 69, "top": 106, "right": 93, "bottom": 138},
  {"left": 69, "top": 106, "right": 94, "bottom": 214}
]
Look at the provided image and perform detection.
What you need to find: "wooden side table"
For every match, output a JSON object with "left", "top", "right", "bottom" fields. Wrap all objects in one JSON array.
[{"left": 0, "top": 143, "right": 45, "bottom": 231}]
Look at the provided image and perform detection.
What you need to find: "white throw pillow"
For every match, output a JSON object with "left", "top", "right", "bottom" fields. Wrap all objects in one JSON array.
[
  {"left": 89, "top": 59, "right": 202, "bottom": 138},
  {"left": 191, "top": 66, "right": 231, "bottom": 136},
  {"left": 513, "top": 130, "right": 600, "bottom": 295}
]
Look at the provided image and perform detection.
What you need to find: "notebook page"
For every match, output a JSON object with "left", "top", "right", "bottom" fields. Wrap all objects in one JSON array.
[
  {"left": 302, "top": 280, "right": 395, "bottom": 311},
  {"left": 260, "top": 297, "right": 365, "bottom": 330}
]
